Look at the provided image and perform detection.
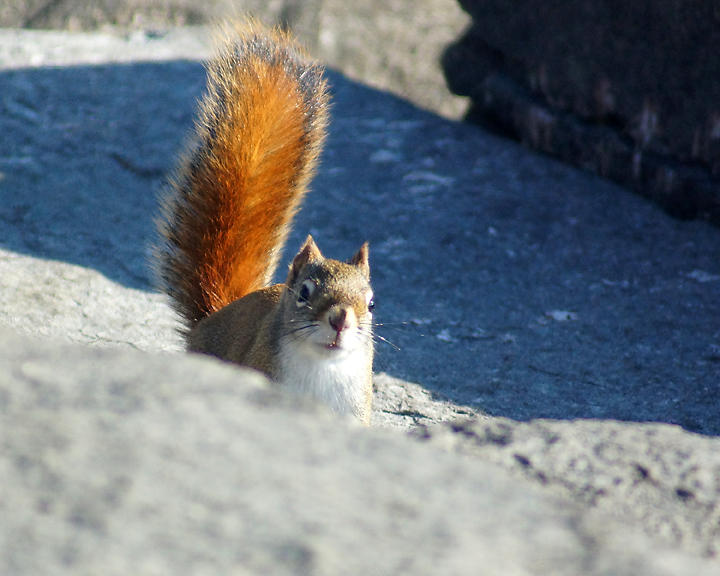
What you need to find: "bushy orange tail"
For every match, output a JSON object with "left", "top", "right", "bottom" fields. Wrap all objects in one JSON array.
[{"left": 155, "top": 21, "right": 329, "bottom": 328}]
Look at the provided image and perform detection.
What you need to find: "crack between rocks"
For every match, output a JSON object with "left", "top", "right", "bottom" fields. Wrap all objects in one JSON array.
[
  {"left": 382, "top": 409, "right": 430, "bottom": 420},
  {"left": 23, "top": 0, "right": 63, "bottom": 27},
  {"left": 527, "top": 363, "right": 607, "bottom": 388},
  {"left": 110, "top": 152, "right": 165, "bottom": 179}
]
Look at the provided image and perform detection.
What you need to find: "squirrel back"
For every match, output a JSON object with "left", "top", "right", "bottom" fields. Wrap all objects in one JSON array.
[{"left": 155, "top": 21, "right": 329, "bottom": 329}]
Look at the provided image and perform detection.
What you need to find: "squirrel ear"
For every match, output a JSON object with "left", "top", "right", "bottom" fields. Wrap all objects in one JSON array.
[
  {"left": 287, "top": 235, "right": 323, "bottom": 285},
  {"left": 349, "top": 242, "right": 370, "bottom": 278}
]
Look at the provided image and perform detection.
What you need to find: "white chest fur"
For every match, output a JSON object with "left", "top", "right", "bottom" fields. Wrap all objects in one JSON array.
[{"left": 277, "top": 341, "right": 370, "bottom": 419}]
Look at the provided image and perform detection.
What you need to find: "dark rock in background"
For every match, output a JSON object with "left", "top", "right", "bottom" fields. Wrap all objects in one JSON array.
[{"left": 443, "top": 1, "right": 720, "bottom": 224}]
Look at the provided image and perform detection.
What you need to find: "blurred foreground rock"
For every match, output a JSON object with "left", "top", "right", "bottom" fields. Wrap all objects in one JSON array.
[
  {"left": 2, "top": 326, "right": 719, "bottom": 576},
  {"left": 418, "top": 418, "right": 720, "bottom": 559}
]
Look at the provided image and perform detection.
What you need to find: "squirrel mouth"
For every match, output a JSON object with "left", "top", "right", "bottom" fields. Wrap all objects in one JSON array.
[{"left": 325, "top": 333, "right": 343, "bottom": 350}]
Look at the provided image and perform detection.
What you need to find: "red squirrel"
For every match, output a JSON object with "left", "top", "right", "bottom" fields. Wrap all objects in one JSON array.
[{"left": 155, "top": 21, "right": 375, "bottom": 424}]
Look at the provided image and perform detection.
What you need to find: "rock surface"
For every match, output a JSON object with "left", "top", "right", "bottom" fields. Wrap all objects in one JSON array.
[
  {"left": 0, "top": 0, "right": 469, "bottom": 118},
  {"left": 2, "top": 327, "right": 718, "bottom": 576},
  {"left": 417, "top": 418, "right": 720, "bottom": 559},
  {"left": 1, "top": 26, "right": 720, "bottom": 574}
]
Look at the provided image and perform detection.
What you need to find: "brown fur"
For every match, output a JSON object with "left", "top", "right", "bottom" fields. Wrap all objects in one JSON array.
[
  {"left": 188, "top": 284, "right": 284, "bottom": 375},
  {"left": 155, "top": 21, "right": 329, "bottom": 328}
]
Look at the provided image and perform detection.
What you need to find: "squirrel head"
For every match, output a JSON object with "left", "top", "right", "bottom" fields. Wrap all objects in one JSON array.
[{"left": 282, "top": 235, "right": 374, "bottom": 355}]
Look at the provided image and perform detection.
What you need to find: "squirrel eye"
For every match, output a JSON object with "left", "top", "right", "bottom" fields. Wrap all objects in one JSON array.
[
  {"left": 366, "top": 291, "right": 375, "bottom": 312},
  {"left": 296, "top": 279, "right": 315, "bottom": 307}
]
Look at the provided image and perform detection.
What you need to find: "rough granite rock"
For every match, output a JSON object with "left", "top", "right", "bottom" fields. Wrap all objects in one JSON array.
[
  {"left": 416, "top": 418, "right": 720, "bottom": 559},
  {"left": 1, "top": 26, "right": 720, "bottom": 573},
  {"left": 2, "top": 326, "right": 719, "bottom": 576}
]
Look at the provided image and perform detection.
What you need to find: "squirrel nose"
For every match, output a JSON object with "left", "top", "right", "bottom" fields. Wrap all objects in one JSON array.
[{"left": 328, "top": 306, "right": 354, "bottom": 333}]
